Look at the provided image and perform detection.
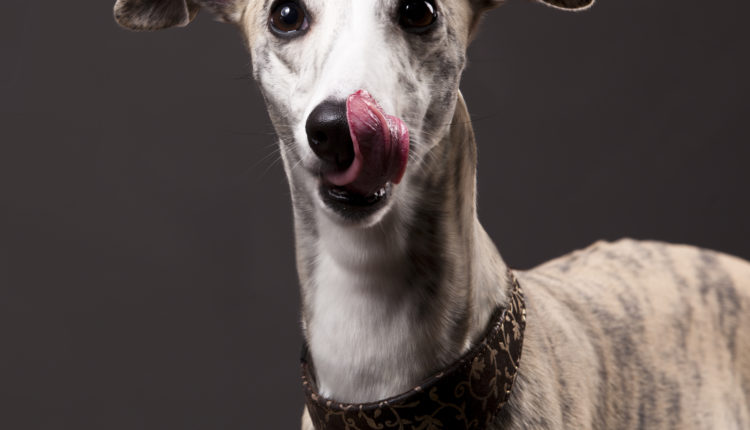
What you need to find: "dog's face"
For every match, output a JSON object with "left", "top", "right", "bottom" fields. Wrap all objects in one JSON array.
[
  {"left": 114, "top": 0, "right": 593, "bottom": 227},
  {"left": 244, "top": 0, "right": 475, "bottom": 226}
]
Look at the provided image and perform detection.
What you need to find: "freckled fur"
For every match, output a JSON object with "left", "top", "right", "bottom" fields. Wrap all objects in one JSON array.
[{"left": 113, "top": 0, "right": 750, "bottom": 428}]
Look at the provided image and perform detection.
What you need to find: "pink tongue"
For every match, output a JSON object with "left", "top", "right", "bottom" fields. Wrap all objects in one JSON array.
[{"left": 324, "top": 90, "right": 409, "bottom": 196}]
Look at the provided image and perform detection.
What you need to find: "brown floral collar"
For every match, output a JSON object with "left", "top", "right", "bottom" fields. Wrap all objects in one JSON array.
[{"left": 301, "top": 271, "right": 526, "bottom": 430}]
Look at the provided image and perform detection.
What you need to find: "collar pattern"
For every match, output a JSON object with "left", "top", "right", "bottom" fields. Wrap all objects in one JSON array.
[{"left": 301, "top": 272, "right": 526, "bottom": 430}]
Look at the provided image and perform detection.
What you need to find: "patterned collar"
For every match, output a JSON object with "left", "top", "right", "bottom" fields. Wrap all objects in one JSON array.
[{"left": 301, "top": 271, "right": 526, "bottom": 430}]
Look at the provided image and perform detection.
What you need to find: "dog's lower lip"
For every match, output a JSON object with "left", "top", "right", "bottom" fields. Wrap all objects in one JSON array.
[
  {"left": 324, "top": 185, "right": 388, "bottom": 206},
  {"left": 319, "top": 182, "right": 391, "bottom": 220}
]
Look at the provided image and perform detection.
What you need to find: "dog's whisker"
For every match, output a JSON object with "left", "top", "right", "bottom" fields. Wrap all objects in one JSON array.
[
  {"left": 233, "top": 144, "right": 283, "bottom": 181},
  {"left": 257, "top": 152, "right": 285, "bottom": 180}
]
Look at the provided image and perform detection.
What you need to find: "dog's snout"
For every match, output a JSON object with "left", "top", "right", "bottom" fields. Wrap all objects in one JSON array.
[{"left": 306, "top": 101, "right": 355, "bottom": 171}]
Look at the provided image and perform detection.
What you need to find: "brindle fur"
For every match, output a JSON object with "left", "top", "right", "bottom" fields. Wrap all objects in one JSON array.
[
  {"left": 114, "top": 0, "right": 750, "bottom": 428},
  {"left": 502, "top": 240, "right": 750, "bottom": 429}
]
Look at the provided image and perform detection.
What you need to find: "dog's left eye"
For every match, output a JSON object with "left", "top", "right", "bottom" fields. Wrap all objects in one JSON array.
[
  {"left": 269, "top": 1, "right": 309, "bottom": 36},
  {"left": 399, "top": 0, "right": 438, "bottom": 33}
]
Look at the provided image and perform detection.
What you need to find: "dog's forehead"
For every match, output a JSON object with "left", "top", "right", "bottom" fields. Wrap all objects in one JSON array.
[
  {"left": 243, "top": 0, "right": 475, "bottom": 57},
  {"left": 246, "top": 0, "right": 399, "bottom": 22},
  {"left": 244, "top": 0, "right": 472, "bottom": 36},
  {"left": 275, "top": 0, "right": 399, "bottom": 12}
]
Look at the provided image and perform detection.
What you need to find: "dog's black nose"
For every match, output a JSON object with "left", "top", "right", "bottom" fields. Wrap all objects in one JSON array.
[{"left": 306, "top": 101, "right": 355, "bottom": 171}]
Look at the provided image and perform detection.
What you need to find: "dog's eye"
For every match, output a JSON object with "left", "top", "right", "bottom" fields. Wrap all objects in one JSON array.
[
  {"left": 269, "top": 1, "right": 308, "bottom": 36},
  {"left": 399, "top": 0, "right": 438, "bottom": 33}
]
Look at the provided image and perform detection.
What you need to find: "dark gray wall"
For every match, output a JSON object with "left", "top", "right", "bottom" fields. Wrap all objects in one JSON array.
[{"left": 2, "top": 0, "right": 748, "bottom": 429}]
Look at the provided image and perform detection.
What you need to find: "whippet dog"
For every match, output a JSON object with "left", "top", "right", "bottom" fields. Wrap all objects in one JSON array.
[{"left": 114, "top": 0, "right": 750, "bottom": 428}]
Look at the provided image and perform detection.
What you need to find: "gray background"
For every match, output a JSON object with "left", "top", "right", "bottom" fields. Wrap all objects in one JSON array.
[{"left": 2, "top": 0, "right": 749, "bottom": 428}]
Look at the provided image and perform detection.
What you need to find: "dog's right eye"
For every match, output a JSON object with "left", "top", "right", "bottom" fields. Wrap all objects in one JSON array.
[
  {"left": 269, "top": 1, "right": 309, "bottom": 36},
  {"left": 399, "top": 0, "right": 438, "bottom": 33}
]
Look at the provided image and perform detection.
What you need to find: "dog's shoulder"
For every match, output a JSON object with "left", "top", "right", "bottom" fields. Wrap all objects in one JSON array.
[
  {"left": 506, "top": 239, "right": 750, "bottom": 429},
  {"left": 530, "top": 237, "right": 750, "bottom": 293},
  {"left": 521, "top": 237, "right": 750, "bottom": 329}
]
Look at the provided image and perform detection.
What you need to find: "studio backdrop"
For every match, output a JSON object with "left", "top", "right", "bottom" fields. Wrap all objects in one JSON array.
[{"left": 2, "top": 0, "right": 749, "bottom": 429}]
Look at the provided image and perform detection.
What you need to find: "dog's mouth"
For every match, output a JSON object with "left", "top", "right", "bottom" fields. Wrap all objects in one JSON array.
[
  {"left": 316, "top": 90, "right": 409, "bottom": 220},
  {"left": 319, "top": 182, "right": 391, "bottom": 221}
]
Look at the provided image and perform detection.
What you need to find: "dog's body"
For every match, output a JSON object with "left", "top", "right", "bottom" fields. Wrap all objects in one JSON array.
[
  {"left": 492, "top": 239, "right": 750, "bottom": 429},
  {"left": 301, "top": 238, "right": 750, "bottom": 430},
  {"left": 114, "top": 0, "right": 750, "bottom": 428}
]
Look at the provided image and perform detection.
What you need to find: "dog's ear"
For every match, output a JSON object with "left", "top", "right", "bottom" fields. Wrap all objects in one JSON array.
[
  {"left": 114, "top": 0, "right": 199, "bottom": 31},
  {"left": 478, "top": 0, "right": 594, "bottom": 12},
  {"left": 469, "top": 0, "right": 593, "bottom": 37},
  {"left": 534, "top": 0, "right": 594, "bottom": 10},
  {"left": 114, "top": 0, "right": 247, "bottom": 31}
]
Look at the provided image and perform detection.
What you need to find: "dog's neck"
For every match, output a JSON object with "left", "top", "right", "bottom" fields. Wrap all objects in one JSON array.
[{"left": 290, "top": 94, "right": 510, "bottom": 403}]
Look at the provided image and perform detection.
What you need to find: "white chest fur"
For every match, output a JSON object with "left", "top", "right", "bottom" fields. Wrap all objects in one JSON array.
[{"left": 306, "top": 213, "right": 430, "bottom": 402}]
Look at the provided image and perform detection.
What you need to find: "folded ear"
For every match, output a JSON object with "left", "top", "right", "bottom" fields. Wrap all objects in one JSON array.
[
  {"left": 479, "top": 0, "right": 594, "bottom": 11},
  {"left": 535, "top": 0, "right": 594, "bottom": 11},
  {"left": 114, "top": 0, "right": 199, "bottom": 31},
  {"left": 114, "top": 0, "right": 246, "bottom": 31}
]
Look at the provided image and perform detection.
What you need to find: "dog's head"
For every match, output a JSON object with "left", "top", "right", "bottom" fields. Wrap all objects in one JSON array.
[{"left": 115, "top": 0, "right": 593, "bottom": 227}]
